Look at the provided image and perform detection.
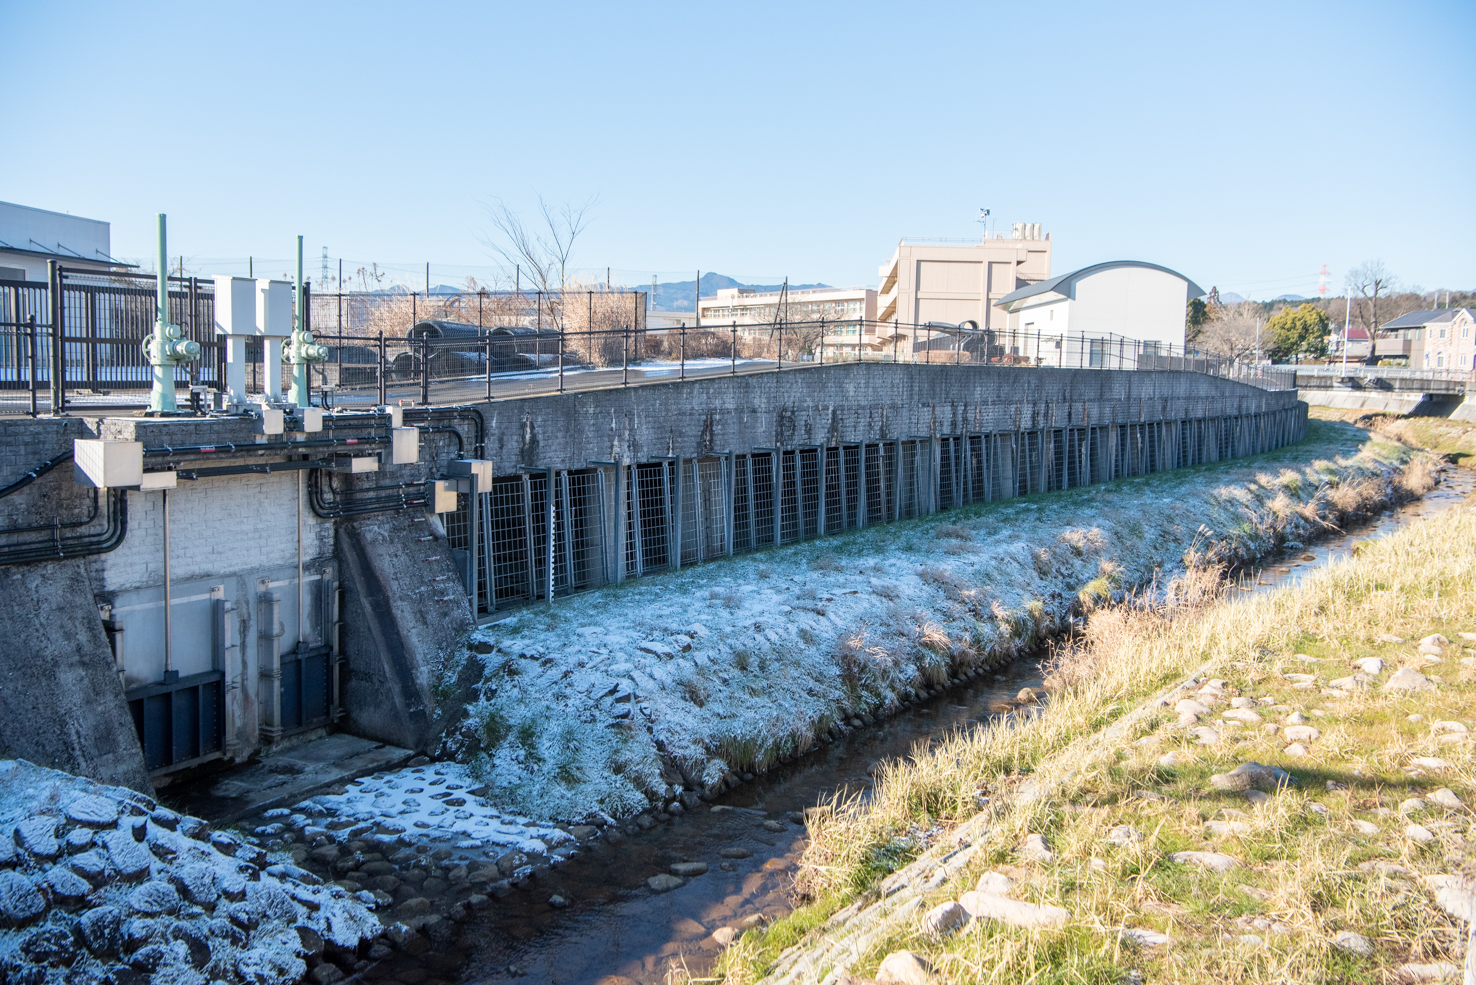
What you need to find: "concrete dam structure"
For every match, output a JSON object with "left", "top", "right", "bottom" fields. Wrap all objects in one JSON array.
[{"left": 0, "top": 363, "right": 1305, "bottom": 793}]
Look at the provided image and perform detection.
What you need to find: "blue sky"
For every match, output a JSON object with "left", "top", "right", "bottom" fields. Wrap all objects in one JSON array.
[{"left": 4, "top": 1, "right": 1472, "bottom": 299}]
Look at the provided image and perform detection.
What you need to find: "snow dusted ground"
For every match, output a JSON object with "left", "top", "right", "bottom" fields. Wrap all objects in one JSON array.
[
  {"left": 399, "top": 420, "right": 1414, "bottom": 826},
  {"left": 262, "top": 762, "right": 571, "bottom": 860},
  {"left": 0, "top": 759, "right": 379, "bottom": 985}
]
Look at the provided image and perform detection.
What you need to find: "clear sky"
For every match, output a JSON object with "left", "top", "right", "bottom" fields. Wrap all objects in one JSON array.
[{"left": 4, "top": 1, "right": 1472, "bottom": 299}]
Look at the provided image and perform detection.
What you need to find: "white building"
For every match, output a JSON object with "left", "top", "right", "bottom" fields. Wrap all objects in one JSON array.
[
  {"left": 699, "top": 286, "right": 876, "bottom": 328},
  {"left": 0, "top": 201, "right": 121, "bottom": 281},
  {"left": 994, "top": 260, "right": 1204, "bottom": 357}
]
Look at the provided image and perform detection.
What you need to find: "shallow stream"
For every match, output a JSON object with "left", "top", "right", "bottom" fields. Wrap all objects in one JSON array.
[{"left": 356, "top": 465, "right": 1474, "bottom": 985}]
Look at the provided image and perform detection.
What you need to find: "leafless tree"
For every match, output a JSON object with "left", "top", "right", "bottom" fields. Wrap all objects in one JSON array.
[
  {"left": 1346, "top": 260, "right": 1398, "bottom": 336},
  {"left": 480, "top": 197, "right": 596, "bottom": 329},
  {"left": 1197, "top": 301, "right": 1262, "bottom": 362}
]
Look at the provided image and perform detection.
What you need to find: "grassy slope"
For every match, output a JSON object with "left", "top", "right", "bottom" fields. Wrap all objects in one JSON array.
[{"left": 714, "top": 436, "right": 1473, "bottom": 984}]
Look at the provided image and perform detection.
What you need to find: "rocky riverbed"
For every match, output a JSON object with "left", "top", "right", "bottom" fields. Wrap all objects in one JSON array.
[{"left": 0, "top": 759, "right": 381, "bottom": 985}]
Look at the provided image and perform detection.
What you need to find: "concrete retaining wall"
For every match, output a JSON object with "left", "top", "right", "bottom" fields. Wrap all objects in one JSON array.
[
  {"left": 476, "top": 362, "right": 1301, "bottom": 473},
  {"left": 0, "top": 558, "right": 151, "bottom": 791}
]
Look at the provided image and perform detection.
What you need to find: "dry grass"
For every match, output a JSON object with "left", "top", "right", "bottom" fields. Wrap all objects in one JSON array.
[{"left": 717, "top": 488, "right": 1476, "bottom": 985}]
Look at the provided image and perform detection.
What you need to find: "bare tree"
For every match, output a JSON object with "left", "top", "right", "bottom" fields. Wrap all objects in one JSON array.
[
  {"left": 1197, "top": 301, "right": 1262, "bottom": 362},
  {"left": 480, "top": 197, "right": 596, "bottom": 328},
  {"left": 1346, "top": 260, "right": 1398, "bottom": 336}
]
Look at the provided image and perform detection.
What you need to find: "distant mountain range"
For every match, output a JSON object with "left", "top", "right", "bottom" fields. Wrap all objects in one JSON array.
[{"left": 645, "top": 273, "right": 830, "bottom": 311}]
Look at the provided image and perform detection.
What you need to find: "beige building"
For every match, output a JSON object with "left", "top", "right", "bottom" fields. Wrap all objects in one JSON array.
[{"left": 876, "top": 223, "right": 1052, "bottom": 330}]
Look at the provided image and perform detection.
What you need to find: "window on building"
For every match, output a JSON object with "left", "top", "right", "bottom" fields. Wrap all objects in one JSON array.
[{"left": 1437, "top": 353, "right": 1446, "bottom": 367}]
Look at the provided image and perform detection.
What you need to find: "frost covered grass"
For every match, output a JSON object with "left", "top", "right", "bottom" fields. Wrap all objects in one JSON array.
[
  {"left": 715, "top": 472, "right": 1474, "bottom": 985},
  {"left": 430, "top": 419, "right": 1420, "bottom": 825}
]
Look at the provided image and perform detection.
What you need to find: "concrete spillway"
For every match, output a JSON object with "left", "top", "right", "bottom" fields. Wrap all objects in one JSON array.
[{"left": 0, "top": 363, "right": 1304, "bottom": 792}]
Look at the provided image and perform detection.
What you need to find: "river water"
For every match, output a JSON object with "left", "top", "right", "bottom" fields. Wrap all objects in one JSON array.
[{"left": 360, "top": 465, "right": 1474, "bottom": 985}]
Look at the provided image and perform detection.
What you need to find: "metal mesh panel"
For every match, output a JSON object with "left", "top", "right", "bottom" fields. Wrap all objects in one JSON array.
[
  {"left": 489, "top": 476, "right": 532, "bottom": 608},
  {"left": 824, "top": 448, "right": 843, "bottom": 534},
  {"left": 632, "top": 462, "right": 670, "bottom": 573},
  {"left": 680, "top": 459, "right": 700, "bottom": 566},
  {"left": 696, "top": 458, "right": 726, "bottom": 558},
  {"left": 881, "top": 442, "right": 897, "bottom": 520},
  {"left": 752, "top": 453, "right": 775, "bottom": 547},
  {"left": 899, "top": 441, "right": 918, "bottom": 518},
  {"left": 733, "top": 455, "right": 752, "bottom": 551},
  {"left": 551, "top": 470, "right": 600, "bottom": 595},
  {"left": 937, "top": 438, "right": 955, "bottom": 509},
  {"left": 779, "top": 451, "right": 799, "bottom": 543},
  {"left": 799, "top": 449, "right": 820, "bottom": 539},
  {"left": 861, "top": 445, "right": 873, "bottom": 522},
  {"left": 970, "top": 435, "right": 986, "bottom": 503}
]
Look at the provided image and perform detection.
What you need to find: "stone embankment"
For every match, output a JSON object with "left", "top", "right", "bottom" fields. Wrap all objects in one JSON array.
[{"left": 0, "top": 759, "right": 381, "bottom": 985}]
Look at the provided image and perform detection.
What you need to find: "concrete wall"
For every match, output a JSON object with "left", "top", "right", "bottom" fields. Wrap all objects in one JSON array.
[
  {"left": 472, "top": 362, "right": 1301, "bottom": 473},
  {"left": 0, "top": 558, "right": 151, "bottom": 792},
  {"left": 336, "top": 513, "right": 473, "bottom": 751}
]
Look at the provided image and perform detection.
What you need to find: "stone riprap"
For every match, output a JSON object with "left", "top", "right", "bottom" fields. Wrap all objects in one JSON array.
[{"left": 0, "top": 759, "right": 378, "bottom": 985}]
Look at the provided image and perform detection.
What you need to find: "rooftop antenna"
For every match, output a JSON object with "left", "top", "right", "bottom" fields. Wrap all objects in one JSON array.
[
  {"left": 978, "top": 208, "right": 991, "bottom": 240},
  {"left": 1318, "top": 264, "right": 1330, "bottom": 298}
]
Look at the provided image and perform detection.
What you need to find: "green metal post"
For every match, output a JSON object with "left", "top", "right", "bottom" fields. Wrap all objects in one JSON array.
[
  {"left": 144, "top": 214, "right": 200, "bottom": 413},
  {"left": 288, "top": 234, "right": 326, "bottom": 407}
]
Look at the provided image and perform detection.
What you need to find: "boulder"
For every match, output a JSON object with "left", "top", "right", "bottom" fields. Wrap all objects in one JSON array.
[
  {"left": 1382, "top": 669, "right": 1435, "bottom": 693},
  {"left": 1427, "top": 788, "right": 1463, "bottom": 810},
  {"left": 669, "top": 862, "right": 708, "bottom": 877},
  {"left": 1105, "top": 825, "right": 1144, "bottom": 846},
  {"left": 1222, "top": 708, "right": 1263, "bottom": 725},
  {"left": 1423, "top": 875, "right": 1474, "bottom": 923},
  {"left": 1283, "top": 725, "right": 1321, "bottom": 743},
  {"left": 1405, "top": 824, "right": 1436, "bottom": 844},
  {"left": 958, "top": 890, "right": 1069, "bottom": 928},
  {"left": 646, "top": 874, "right": 684, "bottom": 892},
  {"left": 1331, "top": 931, "right": 1372, "bottom": 956},
  {"left": 0, "top": 870, "right": 47, "bottom": 925},
  {"left": 976, "top": 871, "right": 1013, "bottom": 895},
  {"left": 876, "top": 950, "right": 936, "bottom": 985},
  {"left": 14, "top": 817, "right": 60, "bottom": 859},
  {"left": 1175, "top": 699, "right": 1212, "bottom": 718},
  {"left": 920, "top": 900, "right": 967, "bottom": 935},
  {"left": 66, "top": 796, "right": 121, "bottom": 828},
  {"left": 1021, "top": 833, "right": 1055, "bottom": 863},
  {"left": 1209, "top": 762, "right": 1290, "bottom": 793},
  {"left": 77, "top": 904, "right": 122, "bottom": 955},
  {"left": 1407, "top": 757, "right": 1453, "bottom": 771},
  {"left": 1169, "top": 851, "right": 1237, "bottom": 873}
]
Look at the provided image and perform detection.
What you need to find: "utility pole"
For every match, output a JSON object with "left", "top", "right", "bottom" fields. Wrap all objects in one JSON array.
[
  {"left": 1254, "top": 317, "right": 1261, "bottom": 374},
  {"left": 695, "top": 270, "right": 701, "bottom": 329},
  {"left": 1342, "top": 291, "right": 1353, "bottom": 374}
]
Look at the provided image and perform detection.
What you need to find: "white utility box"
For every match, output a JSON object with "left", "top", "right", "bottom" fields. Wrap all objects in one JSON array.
[
  {"left": 333, "top": 455, "right": 380, "bottom": 473},
  {"left": 255, "top": 408, "right": 285, "bottom": 436},
  {"left": 446, "top": 458, "right": 494, "bottom": 487},
  {"left": 378, "top": 405, "right": 404, "bottom": 428},
  {"left": 430, "top": 479, "right": 459, "bottom": 513},
  {"left": 293, "top": 407, "right": 323, "bottom": 433},
  {"left": 73, "top": 439, "right": 143, "bottom": 489},
  {"left": 390, "top": 427, "right": 419, "bottom": 465},
  {"left": 139, "top": 471, "right": 177, "bottom": 490}
]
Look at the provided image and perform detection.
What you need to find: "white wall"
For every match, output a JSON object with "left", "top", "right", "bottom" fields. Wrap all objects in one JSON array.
[
  {"left": 1071, "top": 266, "right": 1189, "bottom": 346},
  {"left": 0, "top": 201, "right": 111, "bottom": 281}
]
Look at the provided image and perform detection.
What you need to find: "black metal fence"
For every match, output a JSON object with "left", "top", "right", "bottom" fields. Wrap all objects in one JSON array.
[{"left": 3, "top": 268, "right": 1317, "bottom": 414}]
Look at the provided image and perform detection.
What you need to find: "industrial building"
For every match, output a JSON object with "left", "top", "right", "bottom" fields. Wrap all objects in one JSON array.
[
  {"left": 0, "top": 200, "right": 124, "bottom": 281},
  {"left": 993, "top": 260, "right": 1205, "bottom": 365}
]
